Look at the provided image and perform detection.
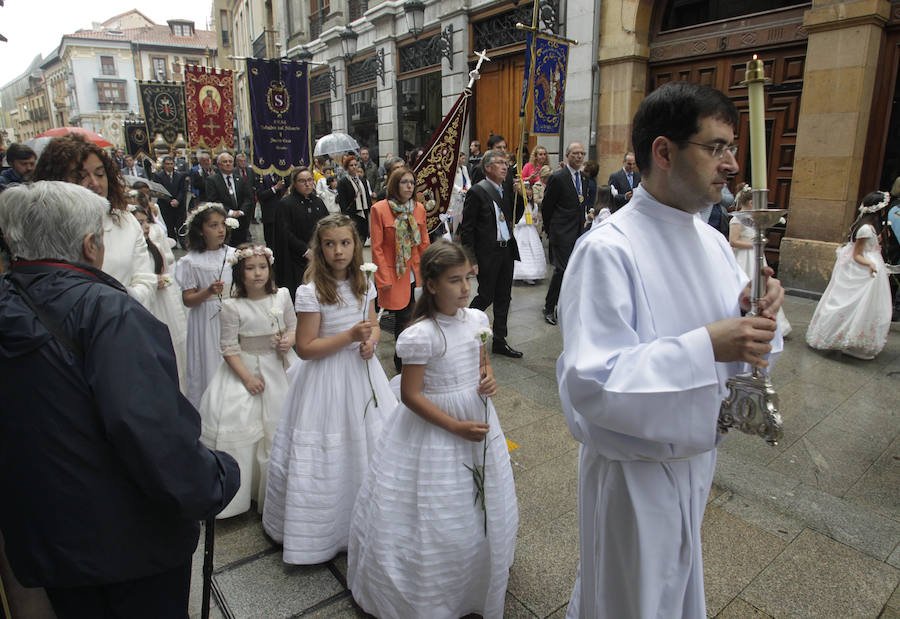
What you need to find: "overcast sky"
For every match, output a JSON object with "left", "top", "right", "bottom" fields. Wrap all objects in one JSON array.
[{"left": 1, "top": 1, "right": 214, "bottom": 87}]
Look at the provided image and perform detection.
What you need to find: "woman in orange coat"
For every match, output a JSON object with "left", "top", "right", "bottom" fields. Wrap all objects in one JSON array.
[{"left": 370, "top": 167, "right": 430, "bottom": 371}]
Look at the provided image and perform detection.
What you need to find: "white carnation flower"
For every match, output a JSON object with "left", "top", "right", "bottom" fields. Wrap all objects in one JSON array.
[{"left": 225, "top": 217, "right": 240, "bottom": 229}]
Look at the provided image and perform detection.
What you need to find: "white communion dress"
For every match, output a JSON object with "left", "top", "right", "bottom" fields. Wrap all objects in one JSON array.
[
  {"left": 347, "top": 308, "right": 519, "bottom": 619},
  {"left": 198, "top": 288, "right": 298, "bottom": 518},
  {"left": 146, "top": 223, "right": 188, "bottom": 392},
  {"left": 513, "top": 201, "right": 547, "bottom": 281},
  {"left": 806, "top": 224, "right": 893, "bottom": 359},
  {"left": 263, "top": 279, "right": 396, "bottom": 564},
  {"left": 731, "top": 219, "right": 792, "bottom": 336},
  {"left": 175, "top": 246, "right": 235, "bottom": 408}
]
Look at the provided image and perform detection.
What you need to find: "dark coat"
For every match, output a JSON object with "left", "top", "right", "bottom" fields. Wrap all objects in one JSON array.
[
  {"left": 274, "top": 192, "right": 329, "bottom": 298},
  {"left": 0, "top": 261, "right": 239, "bottom": 588},
  {"left": 460, "top": 179, "right": 521, "bottom": 264},
  {"left": 608, "top": 168, "right": 641, "bottom": 209},
  {"left": 541, "top": 166, "right": 587, "bottom": 268},
  {"left": 151, "top": 170, "right": 188, "bottom": 208},
  {"left": 206, "top": 173, "right": 254, "bottom": 245},
  {"left": 337, "top": 175, "right": 373, "bottom": 241},
  {"left": 190, "top": 165, "right": 214, "bottom": 203},
  {"left": 256, "top": 172, "right": 287, "bottom": 224}
]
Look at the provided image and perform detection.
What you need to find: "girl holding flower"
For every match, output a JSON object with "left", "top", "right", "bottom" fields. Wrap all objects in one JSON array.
[
  {"left": 197, "top": 243, "right": 297, "bottom": 518},
  {"left": 263, "top": 214, "right": 395, "bottom": 564},
  {"left": 369, "top": 166, "right": 430, "bottom": 372},
  {"left": 175, "top": 203, "right": 238, "bottom": 407},
  {"left": 348, "top": 239, "right": 518, "bottom": 619}
]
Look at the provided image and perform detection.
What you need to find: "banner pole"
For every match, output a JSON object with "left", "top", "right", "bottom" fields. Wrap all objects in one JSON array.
[{"left": 515, "top": 2, "right": 540, "bottom": 226}]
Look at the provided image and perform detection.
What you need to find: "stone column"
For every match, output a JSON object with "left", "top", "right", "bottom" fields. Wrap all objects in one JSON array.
[
  {"left": 562, "top": 0, "right": 597, "bottom": 157},
  {"left": 593, "top": 0, "right": 651, "bottom": 179},
  {"left": 779, "top": 0, "right": 891, "bottom": 292},
  {"left": 376, "top": 38, "right": 398, "bottom": 159},
  {"left": 441, "top": 13, "right": 469, "bottom": 117},
  {"left": 330, "top": 55, "right": 348, "bottom": 133}
]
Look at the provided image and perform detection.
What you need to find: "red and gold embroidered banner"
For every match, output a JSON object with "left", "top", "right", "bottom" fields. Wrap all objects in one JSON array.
[
  {"left": 412, "top": 88, "right": 472, "bottom": 233},
  {"left": 185, "top": 65, "right": 234, "bottom": 150}
]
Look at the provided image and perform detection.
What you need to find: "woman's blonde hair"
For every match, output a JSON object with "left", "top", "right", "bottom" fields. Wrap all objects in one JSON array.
[
  {"left": 529, "top": 145, "right": 548, "bottom": 167},
  {"left": 303, "top": 213, "right": 367, "bottom": 306}
]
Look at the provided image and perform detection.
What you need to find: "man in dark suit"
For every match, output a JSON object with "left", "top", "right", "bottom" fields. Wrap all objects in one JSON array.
[
  {"left": 256, "top": 171, "right": 286, "bottom": 248},
  {"left": 206, "top": 152, "right": 253, "bottom": 245},
  {"left": 460, "top": 149, "right": 523, "bottom": 359},
  {"left": 121, "top": 154, "right": 145, "bottom": 178},
  {"left": 542, "top": 142, "right": 587, "bottom": 325},
  {"left": 235, "top": 152, "right": 258, "bottom": 221},
  {"left": 608, "top": 151, "right": 641, "bottom": 211},
  {"left": 190, "top": 151, "right": 214, "bottom": 204},
  {"left": 152, "top": 155, "right": 188, "bottom": 244}
]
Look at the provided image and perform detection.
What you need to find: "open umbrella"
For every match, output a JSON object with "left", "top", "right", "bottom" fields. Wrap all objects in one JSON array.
[
  {"left": 123, "top": 175, "right": 171, "bottom": 198},
  {"left": 37, "top": 127, "right": 113, "bottom": 148},
  {"left": 22, "top": 136, "right": 53, "bottom": 158},
  {"left": 313, "top": 132, "right": 359, "bottom": 158}
]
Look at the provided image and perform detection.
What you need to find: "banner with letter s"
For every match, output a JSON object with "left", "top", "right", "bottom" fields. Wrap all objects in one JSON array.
[{"left": 246, "top": 58, "right": 311, "bottom": 174}]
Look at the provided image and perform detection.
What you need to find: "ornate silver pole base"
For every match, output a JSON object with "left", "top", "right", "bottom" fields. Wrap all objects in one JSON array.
[
  {"left": 719, "top": 372, "right": 783, "bottom": 446},
  {"left": 717, "top": 191, "right": 787, "bottom": 446}
]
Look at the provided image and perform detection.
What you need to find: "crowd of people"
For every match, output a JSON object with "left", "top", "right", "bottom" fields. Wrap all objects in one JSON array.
[{"left": 0, "top": 77, "right": 897, "bottom": 619}]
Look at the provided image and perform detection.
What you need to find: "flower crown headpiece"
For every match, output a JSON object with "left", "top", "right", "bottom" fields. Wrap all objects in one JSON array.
[
  {"left": 859, "top": 191, "right": 890, "bottom": 214},
  {"left": 185, "top": 202, "right": 226, "bottom": 228},
  {"left": 227, "top": 245, "right": 274, "bottom": 266}
]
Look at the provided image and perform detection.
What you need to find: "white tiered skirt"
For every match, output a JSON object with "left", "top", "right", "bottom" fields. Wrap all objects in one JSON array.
[{"left": 347, "top": 382, "right": 519, "bottom": 619}]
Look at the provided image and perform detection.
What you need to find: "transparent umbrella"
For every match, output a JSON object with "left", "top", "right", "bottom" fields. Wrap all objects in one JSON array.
[
  {"left": 23, "top": 136, "right": 53, "bottom": 158},
  {"left": 123, "top": 175, "right": 171, "bottom": 198},
  {"left": 313, "top": 132, "right": 360, "bottom": 157}
]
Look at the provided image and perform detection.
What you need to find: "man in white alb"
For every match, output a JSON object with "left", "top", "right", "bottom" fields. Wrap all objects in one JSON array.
[{"left": 557, "top": 81, "right": 785, "bottom": 618}]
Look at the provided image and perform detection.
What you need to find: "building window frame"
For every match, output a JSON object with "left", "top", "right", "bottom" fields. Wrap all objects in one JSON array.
[
  {"left": 100, "top": 55, "right": 117, "bottom": 76},
  {"left": 151, "top": 57, "right": 168, "bottom": 81}
]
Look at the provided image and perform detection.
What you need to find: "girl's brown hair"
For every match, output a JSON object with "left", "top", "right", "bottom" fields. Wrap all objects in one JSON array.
[
  {"left": 410, "top": 239, "right": 471, "bottom": 324},
  {"left": 33, "top": 133, "right": 127, "bottom": 218},
  {"left": 303, "top": 213, "right": 367, "bottom": 306},
  {"left": 230, "top": 243, "right": 277, "bottom": 298},
  {"left": 130, "top": 206, "right": 164, "bottom": 275},
  {"left": 185, "top": 203, "right": 228, "bottom": 252}
]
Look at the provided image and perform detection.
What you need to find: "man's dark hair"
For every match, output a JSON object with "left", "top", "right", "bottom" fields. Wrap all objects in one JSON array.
[
  {"left": 6, "top": 143, "right": 36, "bottom": 163},
  {"left": 631, "top": 82, "right": 738, "bottom": 174},
  {"left": 162, "top": 155, "right": 174, "bottom": 163},
  {"left": 487, "top": 135, "right": 506, "bottom": 149}
]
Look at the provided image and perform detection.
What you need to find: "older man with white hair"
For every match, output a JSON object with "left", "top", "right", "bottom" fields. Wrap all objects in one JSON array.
[
  {"left": 0, "top": 181, "right": 239, "bottom": 619},
  {"left": 206, "top": 151, "right": 253, "bottom": 245}
]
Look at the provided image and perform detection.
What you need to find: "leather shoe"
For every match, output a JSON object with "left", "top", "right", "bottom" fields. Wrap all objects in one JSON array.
[
  {"left": 492, "top": 341, "right": 523, "bottom": 358},
  {"left": 543, "top": 311, "right": 558, "bottom": 326}
]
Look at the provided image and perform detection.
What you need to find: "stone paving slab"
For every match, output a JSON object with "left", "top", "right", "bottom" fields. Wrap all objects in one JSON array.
[
  {"left": 741, "top": 528, "right": 899, "bottom": 618},
  {"left": 214, "top": 551, "right": 344, "bottom": 618},
  {"left": 700, "top": 506, "right": 787, "bottom": 616}
]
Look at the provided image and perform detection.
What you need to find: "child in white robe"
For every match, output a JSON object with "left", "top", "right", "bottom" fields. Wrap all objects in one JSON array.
[{"left": 348, "top": 240, "right": 518, "bottom": 619}]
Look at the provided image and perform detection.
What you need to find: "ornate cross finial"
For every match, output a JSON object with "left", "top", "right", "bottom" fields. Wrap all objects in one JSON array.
[{"left": 474, "top": 49, "right": 491, "bottom": 72}]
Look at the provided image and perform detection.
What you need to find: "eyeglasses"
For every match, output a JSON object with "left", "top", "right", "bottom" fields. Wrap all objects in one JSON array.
[
  {"left": 683, "top": 141, "right": 738, "bottom": 160},
  {"left": 398, "top": 179, "right": 416, "bottom": 185}
]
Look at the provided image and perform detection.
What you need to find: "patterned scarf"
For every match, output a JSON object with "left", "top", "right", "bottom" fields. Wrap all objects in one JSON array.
[{"left": 389, "top": 199, "right": 421, "bottom": 277}]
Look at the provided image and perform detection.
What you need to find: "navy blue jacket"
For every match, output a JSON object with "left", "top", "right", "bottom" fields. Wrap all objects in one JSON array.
[{"left": 0, "top": 261, "right": 239, "bottom": 587}]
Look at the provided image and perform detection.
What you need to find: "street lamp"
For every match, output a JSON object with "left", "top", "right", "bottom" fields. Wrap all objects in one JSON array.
[
  {"left": 404, "top": 1, "right": 425, "bottom": 38},
  {"left": 340, "top": 26, "right": 359, "bottom": 60}
]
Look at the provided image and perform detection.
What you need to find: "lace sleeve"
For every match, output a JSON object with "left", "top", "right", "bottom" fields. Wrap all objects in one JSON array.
[
  {"left": 219, "top": 299, "right": 242, "bottom": 356},
  {"left": 294, "top": 283, "right": 320, "bottom": 313},
  {"left": 856, "top": 224, "right": 876, "bottom": 240},
  {"left": 395, "top": 320, "right": 433, "bottom": 364},
  {"left": 174, "top": 255, "right": 199, "bottom": 291}
]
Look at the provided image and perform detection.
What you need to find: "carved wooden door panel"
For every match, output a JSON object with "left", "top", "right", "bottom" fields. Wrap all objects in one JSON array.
[
  {"left": 649, "top": 48, "right": 805, "bottom": 269},
  {"left": 471, "top": 55, "right": 536, "bottom": 158}
]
